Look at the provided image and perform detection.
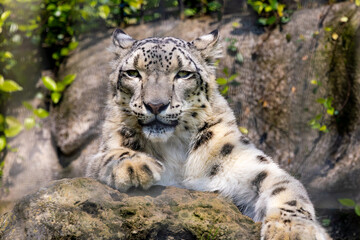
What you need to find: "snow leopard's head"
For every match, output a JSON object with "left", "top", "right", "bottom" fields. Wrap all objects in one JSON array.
[{"left": 109, "top": 29, "right": 221, "bottom": 142}]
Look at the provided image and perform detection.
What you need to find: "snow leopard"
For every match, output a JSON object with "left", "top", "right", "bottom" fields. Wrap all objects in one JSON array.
[{"left": 86, "top": 29, "right": 331, "bottom": 240}]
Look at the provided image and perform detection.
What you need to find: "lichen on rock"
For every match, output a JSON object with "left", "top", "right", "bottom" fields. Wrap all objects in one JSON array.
[{"left": 0, "top": 178, "right": 261, "bottom": 239}]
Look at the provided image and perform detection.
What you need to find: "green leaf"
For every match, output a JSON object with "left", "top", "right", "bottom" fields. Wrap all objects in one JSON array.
[
  {"left": 24, "top": 117, "right": 35, "bottom": 130},
  {"left": 56, "top": 82, "right": 65, "bottom": 92},
  {"left": 1, "top": 10, "right": 11, "bottom": 22},
  {"left": 51, "top": 92, "right": 62, "bottom": 104},
  {"left": 266, "top": 16, "right": 277, "bottom": 25},
  {"left": 42, "top": 76, "right": 57, "bottom": 91},
  {"left": 52, "top": 52, "right": 60, "bottom": 60},
  {"left": 4, "top": 116, "right": 23, "bottom": 137},
  {"left": 228, "top": 74, "right": 238, "bottom": 82},
  {"left": 216, "top": 78, "right": 227, "bottom": 85},
  {"left": 222, "top": 67, "right": 229, "bottom": 76},
  {"left": 68, "top": 41, "right": 78, "bottom": 51},
  {"left": 61, "top": 74, "right": 76, "bottom": 86},
  {"left": 322, "top": 218, "right": 331, "bottom": 227},
  {"left": 22, "top": 101, "right": 34, "bottom": 111},
  {"left": 310, "top": 79, "right": 318, "bottom": 85},
  {"left": 338, "top": 198, "right": 356, "bottom": 207},
  {"left": 239, "top": 127, "right": 248, "bottom": 135},
  {"left": 0, "top": 114, "right": 4, "bottom": 125},
  {"left": 258, "top": 18, "right": 268, "bottom": 25},
  {"left": 355, "top": 204, "right": 360, "bottom": 216},
  {"left": 355, "top": 0, "right": 360, "bottom": 7},
  {"left": 0, "top": 135, "right": 6, "bottom": 152},
  {"left": 327, "top": 107, "right": 335, "bottom": 116},
  {"left": 0, "top": 75, "right": 3, "bottom": 85},
  {"left": 319, "top": 125, "right": 327, "bottom": 132},
  {"left": 33, "top": 108, "right": 49, "bottom": 119},
  {"left": 60, "top": 47, "right": 69, "bottom": 56},
  {"left": 232, "top": 22, "right": 240, "bottom": 28},
  {"left": 98, "top": 5, "right": 110, "bottom": 19},
  {"left": 221, "top": 85, "right": 229, "bottom": 95},
  {"left": 0, "top": 80, "right": 23, "bottom": 92},
  {"left": 324, "top": 27, "right": 332, "bottom": 32}
]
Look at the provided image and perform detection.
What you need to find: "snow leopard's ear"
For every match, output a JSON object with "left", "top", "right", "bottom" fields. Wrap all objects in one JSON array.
[
  {"left": 112, "top": 29, "right": 136, "bottom": 49},
  {"left": 191, "top": 30, "right": 222, "bottom": 65}
]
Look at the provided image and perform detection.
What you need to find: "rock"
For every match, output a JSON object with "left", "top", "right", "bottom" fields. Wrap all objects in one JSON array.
[
  {"left": 0, "top": 178, "right": 261, "bottom": 239},
  {"left": 0, "top": 100, "right": 62, "bottom": 215}
]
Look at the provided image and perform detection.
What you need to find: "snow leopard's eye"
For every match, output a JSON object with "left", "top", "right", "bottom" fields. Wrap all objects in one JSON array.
[
  {"left": 124, "top": 70, "right": 140, "bottom": 78},
  {"left": 176, "top": 71, "right": 193, "bottom": 79}
]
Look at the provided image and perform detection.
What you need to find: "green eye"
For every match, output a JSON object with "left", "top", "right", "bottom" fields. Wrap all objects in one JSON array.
[
  {"left": 176, "top": 71, "right": 193, "bottom": 79},
  {"left": 125, "top": 70, "right": 140, "bottom": 78}
]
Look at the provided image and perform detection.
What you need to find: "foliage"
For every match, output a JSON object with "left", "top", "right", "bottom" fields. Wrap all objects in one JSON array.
[
  {"left": 42, "top": 74, "right": 76, "bottom": 104},
  {"left": 216, "top": 67, "right": 238, "bottom": 96},
  {"left": 338, "top": 198, "right": 360, "bottom": 217},
  {"left": 247, "top": 0, "right": 289, "bottom": 26},
  {"left": 308, "top": 79, "right": 338, "bottom": 133}
]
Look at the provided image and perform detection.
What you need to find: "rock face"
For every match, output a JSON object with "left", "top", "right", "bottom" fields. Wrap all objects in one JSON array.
[{"left": 0, "top": 178, "right": 260, "bottom": 239}]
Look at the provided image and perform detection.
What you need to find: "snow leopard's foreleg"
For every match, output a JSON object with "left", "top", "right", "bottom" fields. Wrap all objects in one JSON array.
[{"left": 184, "top": 119, "right": 331, "bottom": 240}]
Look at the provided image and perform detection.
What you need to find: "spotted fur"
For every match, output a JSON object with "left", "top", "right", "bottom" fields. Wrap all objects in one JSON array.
[{"left": 86, "top": 29, "right": 331, "bottom": 240}]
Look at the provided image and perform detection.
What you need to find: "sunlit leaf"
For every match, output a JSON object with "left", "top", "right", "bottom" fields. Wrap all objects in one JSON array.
[
  {"left": 228, "top": 74, "right": 238, "bottom": 82},
  {"left": 42, "top": 76, "right": 57, "bottom": 91},
  {"left": 239, "top": 127, "right": 248, "bottom": 135},
  {"left": 221, "top": 85, "right": 229, "bottom": 95},
  {"left": 98, "top": 5, "right": 110, "bottom": 19},
  {"left": 327, "top": 107, "right": 335, "bottom": 116},
  {"left": 0, "top": 10, "right": 11, "bottom": 22},
  {"left": 61, "top": 74, "right": 76, "bottom": 86},
  {"left": 33, "top": 108, "right": 49, "bottom": 119},
  {"left": 4, "top": 116, "right": 23, "bottom": 137},
  {"left": 216, "top": 78, "right": 227, "bottom": 85},
  {"left": 232, "top": 22, "right": 240, "bottom": 28},
  {"left": 340, "top": 16, "right": 348, "bottom": 23},
  {"left": 277, "top": 4, "right": 285, "bottom": 17},
  {"left": 0, "top": 75, "right": 3, "bottom": 85},
  {"left": 0, "top": 80, "right": 23, "bottom": 92},
  {"left": 332, "top": 33, "right": 339, "bottom": 40},
  {"left": 51, "top": 92, "right": 62, "bottom": 104},
  {"left": 338, "top": 198, "right": 355, "bottom": 207},
  {"left": 319, "top": 125, "right": 327, "bottom": 132},
  {"left": 60, "top": 47, "right": 69, "bottom": 56},
  {"left": 68, "top": 41, "right": 78, "bottom": 51},
  {"left": 356, "top": 0, "right": 360, "bottom": 7},
  {"left": 324, "top": 27, "right": 332, "bottom": 32},
  {"left": 24, "top": 117, "right": 36, "bottom": 130},
  {"left": 22, "top": 101, "right": 34, "bottom": 111},
  {"left": 310, "top": 79, "right": 318, "bottom": 85},
  {"left": 0, "top": 135, "right": 6, "bottom": 152}
]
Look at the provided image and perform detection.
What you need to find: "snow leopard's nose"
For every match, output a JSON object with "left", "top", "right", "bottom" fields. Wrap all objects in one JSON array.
[{"left": 144, "top": 101, "right": 169, "bottom": 115}]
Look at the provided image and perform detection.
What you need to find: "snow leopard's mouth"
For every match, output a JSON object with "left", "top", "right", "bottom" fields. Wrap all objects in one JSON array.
[{"left": 139, "top": 119, "right": 178, "bottom": 141}]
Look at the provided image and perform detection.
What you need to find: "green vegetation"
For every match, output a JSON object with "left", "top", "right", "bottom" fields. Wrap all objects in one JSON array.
[
  {"left": 338, "top": 198, "right": 360, "bottom": 217},
  {"left": 247, "top": 0, "right": 289, "bottom": 26},
  {"left": 216, "top": 67, "right": 238, "bottom": 96},
  {"left": 42, "top": 74, "right": 76, "bottom": 104}
]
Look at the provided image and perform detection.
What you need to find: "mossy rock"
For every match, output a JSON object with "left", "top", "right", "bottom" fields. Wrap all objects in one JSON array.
[{"left": 0, "top": 178, "right": 261, "bottom": 239}]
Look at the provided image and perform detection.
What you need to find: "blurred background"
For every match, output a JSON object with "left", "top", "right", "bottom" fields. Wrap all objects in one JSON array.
[{"left": 0, "top": 0, "right": 359, "bottom": 239}]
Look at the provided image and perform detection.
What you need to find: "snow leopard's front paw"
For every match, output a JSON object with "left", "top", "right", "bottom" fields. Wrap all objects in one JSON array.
[
  {"left": 261, "top": 209, "right": 331, "bottom": 240},
  {"left": 111, "top": 152, "right": 164, "bottom": 192}
]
